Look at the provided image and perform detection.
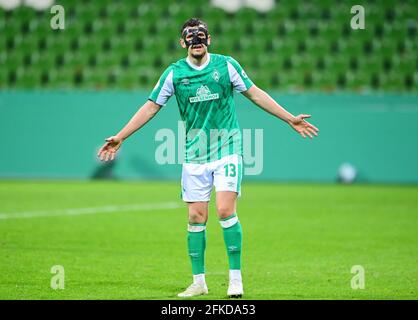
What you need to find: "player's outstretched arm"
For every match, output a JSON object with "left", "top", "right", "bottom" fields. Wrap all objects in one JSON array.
[
  {"left": 98, "top": 100, "right": 162, "bottom": 161},
  {"left": 242, "top": 85, "right": 319, "bottom": 139}
]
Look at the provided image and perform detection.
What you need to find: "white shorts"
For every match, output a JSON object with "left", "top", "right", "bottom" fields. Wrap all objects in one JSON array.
[{"left": 181, "top": 154, "right": 243, "bottom": 202}]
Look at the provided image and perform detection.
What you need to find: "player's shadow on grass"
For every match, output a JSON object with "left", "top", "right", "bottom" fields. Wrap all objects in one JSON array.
[{"left": 136, "top": 285, "right": 184, "bottom": 300}]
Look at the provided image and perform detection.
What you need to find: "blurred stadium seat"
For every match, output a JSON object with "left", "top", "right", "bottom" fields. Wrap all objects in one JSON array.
[{"left": 0, "top": 0, "right": 416, "bottom": 91}]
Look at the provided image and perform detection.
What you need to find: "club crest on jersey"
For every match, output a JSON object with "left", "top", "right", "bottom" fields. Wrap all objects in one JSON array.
[
  {"left": 212, "top": 69, "right": 220, "bottom": 82},
  {"left": 189, "top": 85, "right": 219, "bottom": 103}
]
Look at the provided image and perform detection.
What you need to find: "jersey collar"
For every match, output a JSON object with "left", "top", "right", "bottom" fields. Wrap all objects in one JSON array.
[{"left": 186, "top": 53, "right": 211, "bottom": 71}]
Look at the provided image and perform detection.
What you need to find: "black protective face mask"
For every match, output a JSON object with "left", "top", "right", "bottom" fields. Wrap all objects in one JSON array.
[{"left": 182, "top": 26, "right": 208, "bottom": 48}]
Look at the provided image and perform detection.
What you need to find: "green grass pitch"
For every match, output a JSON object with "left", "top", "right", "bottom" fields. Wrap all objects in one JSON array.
[{"left": 0, "top": 180, "right": 417, "bottom": 300}]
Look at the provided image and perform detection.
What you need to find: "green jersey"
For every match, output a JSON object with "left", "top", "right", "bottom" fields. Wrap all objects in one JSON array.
[{"left": 148, "top": 53, "right": 253, "bottom": 164}]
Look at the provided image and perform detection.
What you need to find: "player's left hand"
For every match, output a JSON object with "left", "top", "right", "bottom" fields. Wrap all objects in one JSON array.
[{"left": 289, "top": 114, "right": 319, "bottom": 139}]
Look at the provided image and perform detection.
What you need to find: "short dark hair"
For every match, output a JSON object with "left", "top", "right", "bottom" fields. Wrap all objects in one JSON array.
[{"left": 180, "top": 18, "right": 208, "bottom": 36}]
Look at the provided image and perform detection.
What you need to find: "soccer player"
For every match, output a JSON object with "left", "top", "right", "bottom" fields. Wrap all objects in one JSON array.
[{"left": 98, "top": 18, "right": 318, "bottom": 298}]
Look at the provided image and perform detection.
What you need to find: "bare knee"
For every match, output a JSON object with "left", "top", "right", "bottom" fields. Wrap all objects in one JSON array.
[
  {"left": 189, "top": 211, "right": 206, "bottom": 224},
  {"left": 188, "top": 202, "right": 208, "bottom": 224},
  {"left": 216, "top": 192, "right": 237, "bottom": 219},
  {"left": 216, "top": 204, "right": 235, "bottom": 219}
]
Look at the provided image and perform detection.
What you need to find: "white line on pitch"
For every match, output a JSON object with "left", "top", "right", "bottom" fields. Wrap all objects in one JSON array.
[{"left": 0, "top": 202, "right": 182, "bottom": 220}]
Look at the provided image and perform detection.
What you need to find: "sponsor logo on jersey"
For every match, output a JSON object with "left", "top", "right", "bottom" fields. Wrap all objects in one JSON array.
[
  {"left": 212, "top": 69, "right": 220, "bottom": 82},
  {"left": 189, "top": 85, "right": 219, "bottom": 103},
  {"left": 180, "top": 78, "right": 190, "bottom": 85},
  {"left": 241, "top": 70, "right": 248, "bottom": 79}
]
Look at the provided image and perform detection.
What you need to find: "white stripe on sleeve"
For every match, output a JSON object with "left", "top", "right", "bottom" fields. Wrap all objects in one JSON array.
[
  {"left": 155, "top": 70, "right": 174, "bottom": 106},
  {"left": 227, "top": 61, "right": 247, "bottom": 92}
]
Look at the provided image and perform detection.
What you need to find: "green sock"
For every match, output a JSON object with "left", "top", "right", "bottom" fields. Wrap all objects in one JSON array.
[
  {"left": 187, "top": 223, "right": 206, "bottom": 275},
  {"left": 220, "top": 213, "right": 242, "bottom": 270}
]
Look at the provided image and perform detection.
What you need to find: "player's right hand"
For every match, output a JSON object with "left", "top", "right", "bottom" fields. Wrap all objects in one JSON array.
[{"left": 97, "top": 136, "right": 123, "bottom": 162}]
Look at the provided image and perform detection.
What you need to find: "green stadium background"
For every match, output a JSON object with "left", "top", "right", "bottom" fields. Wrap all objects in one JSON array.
[{"left": 0, "top": 0, "right": 417, "bottom": 183}]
